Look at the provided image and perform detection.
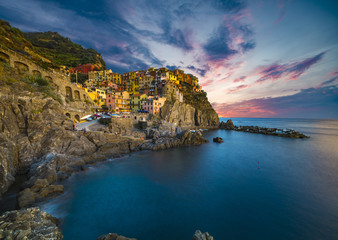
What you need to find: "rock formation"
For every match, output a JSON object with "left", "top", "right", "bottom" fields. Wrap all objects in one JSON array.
[
  {"left": 193, "top": 230, "right": 214, "bottom": 240},
  {"left": 158, "top": 100, "right": 219, "bottom": 129},
  {"left": 0, "top": 94, "right": 72, "bottom": 196},
  {"left": 219, "top": 119, "right": 234, "bottom": 130},
  {"left": 0, "top": 207, "right": 63, "bottom": 239},
  {"left": 97, "top": 233, "right": 137, "bottom": 240}
]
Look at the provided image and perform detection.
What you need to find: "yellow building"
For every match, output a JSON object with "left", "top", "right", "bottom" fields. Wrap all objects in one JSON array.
[
  {"left": 111, "top": 73, "right": 122, "bottom": 84},
  {"left": 117, "top": 91, "right": 131, "bottom": 112},
  {"left": 131, "top": 94, "right": 148, "bottom": 112},
  {"left": 95, "top": 88, "right": 106, "bottom": 106},
  {"left": 84, "top": 88, "right": 100, "bottom": 105},
  {"left": 88, "top": 69, "right": 112, "bottom": 82},
  {"left": 169, "top": 72, "right": 179, "bottom": 85}
]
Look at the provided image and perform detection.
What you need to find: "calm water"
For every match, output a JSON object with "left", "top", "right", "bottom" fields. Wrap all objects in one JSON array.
[{"left": 41, "top": 118, "right": 338, "bottom": 240}]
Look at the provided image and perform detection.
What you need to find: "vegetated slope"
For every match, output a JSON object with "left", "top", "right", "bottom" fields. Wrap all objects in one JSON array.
[
  {"left": 0, "top": 19, "right": 33, "bottom": 52},
  {"left": 24, "top": 31, "right": 106, "bottom": 69},
  {"left": 0, "top": 18, "right": 106, "bottom": 70}
]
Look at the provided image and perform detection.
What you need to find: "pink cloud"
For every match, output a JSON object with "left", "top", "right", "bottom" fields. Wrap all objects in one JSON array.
[
  {"left": 228, "top": 84, "right": 249, "bottom": 93},
  {"left": 233, "top": 76, "right": 247, "bottom": 83},
  {"left": 255, "top": 52, "right": 325, "bottom": 83}
]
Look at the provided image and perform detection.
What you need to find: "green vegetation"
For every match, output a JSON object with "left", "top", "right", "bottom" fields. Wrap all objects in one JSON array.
[
  {"left": 180, "top": 82, "right": 211, "bottom": 108},
  {"left": 0, "top": 19, "right": 32, "bottom": 52},
  {"left": 0, "top": 62, "right": 62, "bottom": 104},
  {"left": 0, "top": 18, "right": 107, "bottom": 71},
  {"left": 21, "top": 75, "right": 62, "bottom": 103},
  {"left": 24, "top": 32, "right": 106, "bottom": 69}
]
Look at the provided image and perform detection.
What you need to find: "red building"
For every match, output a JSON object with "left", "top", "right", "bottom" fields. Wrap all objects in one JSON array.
[{"left": 70, "top": 64, "right": 97, "bottom": 74}]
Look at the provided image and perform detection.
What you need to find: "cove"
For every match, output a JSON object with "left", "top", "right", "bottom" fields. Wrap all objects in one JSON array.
[{"left": 41, "top": 118, "right": 338, "bottom": 240}]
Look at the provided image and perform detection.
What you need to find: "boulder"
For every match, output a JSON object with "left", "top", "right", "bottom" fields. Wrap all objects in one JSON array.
[
  {"left": 193, "top": 230, "right": 214, "bottom": 240},
  {"left": 213, "top": 137, "right": 224, "bottom": 143}
]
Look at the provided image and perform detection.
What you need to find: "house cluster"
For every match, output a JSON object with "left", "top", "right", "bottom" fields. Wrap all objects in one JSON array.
[{"left": 76, "top": 67, "right": 201, "bottom": 114}]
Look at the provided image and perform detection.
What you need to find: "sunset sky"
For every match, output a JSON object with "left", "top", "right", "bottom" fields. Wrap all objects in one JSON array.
[{"left": 0, "top": 0, "right": 337, "bottom": 118}]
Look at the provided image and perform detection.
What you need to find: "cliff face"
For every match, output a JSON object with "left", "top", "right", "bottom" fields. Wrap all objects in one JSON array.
[
  {"left": 159, "top": 100, "right": 219, "bottom": 129},
  {"left": 0, "top": 94, "right": 71, "bottom": 196}
]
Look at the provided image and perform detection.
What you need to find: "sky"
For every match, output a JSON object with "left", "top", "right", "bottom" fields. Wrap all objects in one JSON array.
[{"left": 0, "top": 0, "right": 337, "bottom": 118}]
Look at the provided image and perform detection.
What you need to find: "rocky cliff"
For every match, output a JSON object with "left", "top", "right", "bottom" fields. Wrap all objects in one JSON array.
[
  {"left": 0, "top": 207, "right": 63, "bottom": 239},
  {"left": 158, "top": 100, "right": 219, "bottom": 129},
  {"left": 0, "top": 93, "right": 73, "bottom": 196}
]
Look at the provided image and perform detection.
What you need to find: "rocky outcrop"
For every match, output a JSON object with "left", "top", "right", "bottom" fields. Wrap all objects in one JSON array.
[
  {"left": 219, "top": 119, "right": 234, "bottom": 130},
  {"left": 0, "top": 94, "right": 72, "bottom": 197},
  {"left": 0, "top": 207, "right": 63, "bottom": 240},
  {"left": 140, "top": 130, "right": 208, "bottom": 151},
  {"left": 158, "top": 100, "right": 219, "bottom": 129},
  {"left": 193, "top": 230, "right": 214, "bottom": 240},
  {"left": 97, "top": 233, "right": 137, "bottom": 240}
]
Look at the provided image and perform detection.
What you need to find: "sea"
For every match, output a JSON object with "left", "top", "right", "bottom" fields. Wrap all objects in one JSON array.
[{"left": 40, "top": 118, "right": 338, "bottom": 240}]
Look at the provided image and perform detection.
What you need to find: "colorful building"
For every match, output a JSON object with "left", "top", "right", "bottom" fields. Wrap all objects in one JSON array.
[
  {"left": 131, "top": 94, "right": 148, "bottom": 112},
  {"left": 106, "top": 91, "right": 131, "bottom": 112},
  {"left": 142, "top": 97, "right": 166, "bottom": 114}
]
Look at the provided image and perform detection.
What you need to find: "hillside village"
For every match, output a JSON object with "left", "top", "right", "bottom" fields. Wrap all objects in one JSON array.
[{"left": 70, "top": 65, "right": 202, "bottom": 114}]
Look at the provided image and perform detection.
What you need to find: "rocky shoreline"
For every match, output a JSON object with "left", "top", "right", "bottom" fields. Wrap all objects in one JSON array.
[
  {"left": 0, "top": 90, "right": 215, "bottom": 239},
  {"left": 219, "top": 119, "right": 310, "bottom": 138}
]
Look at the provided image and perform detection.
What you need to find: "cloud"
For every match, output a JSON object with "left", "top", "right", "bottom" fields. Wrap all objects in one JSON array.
[
  {"left": 201, "top": 79, "right": 214, "bottom": 87},
  {"left": 233, "top": 76, "right": 246, "bottom": 83},
  {"left": 210, "top": 0, "right": 246, "bottom": 13},
  {"left": 274, "top": 9, "right": 286, "bottom": 25},
  {"left": 186, "top": 65, "right": 208, "bottom": 77},
  {"left": 203, "top": 26, "right": 238, "bottom": 61},
  {"left": 256, "top": 52, "right": 326, "bottom": 83},
  {"left": 239, "top": 41, "right": 256, "bottom": 52},
  {"left": 228, "top": 84, "right": 249, "bottom": 93},
  {"left": 213, "top": 85, "right": 338, "bottom": 118},
  {"left": 316, "top": 76, "right": 338, "bottom": 88},
  {"left": 166, "top": 65, "right": 180, "bottom": 70}
]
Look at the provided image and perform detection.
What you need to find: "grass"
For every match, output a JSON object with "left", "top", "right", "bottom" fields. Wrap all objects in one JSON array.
[{"left": 0, "top": 62, "right": 63, "bottom": 104}]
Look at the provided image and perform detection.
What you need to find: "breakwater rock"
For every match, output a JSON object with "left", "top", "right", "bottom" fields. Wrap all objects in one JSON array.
[
  {"left": 96, "top": 230, "right": 213, "bottom": 240},
  {"left": 0, "top": 207, "right": 63, "bottom": 240},
  {"left": 219, "top": 120, "right": 309, "bottom": 138},
  {"left": 193, "top": 230, "right": 214, "bottom": 240},
  {"left": 97, "top": 233, "right": 137, "bottom": 240}
]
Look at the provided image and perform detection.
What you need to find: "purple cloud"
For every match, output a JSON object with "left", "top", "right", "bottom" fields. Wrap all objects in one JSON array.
[{"left": 256, "top": 52, "right": 326, "bottom": 83}]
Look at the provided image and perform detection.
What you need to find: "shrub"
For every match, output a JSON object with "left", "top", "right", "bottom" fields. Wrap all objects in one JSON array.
[{"left": 35, "top": 76, "right": 49, "bottom": 86}]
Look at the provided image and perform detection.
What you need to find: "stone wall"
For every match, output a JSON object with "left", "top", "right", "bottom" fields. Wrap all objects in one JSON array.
[
  {"left": 0, "top": 45, "right": 94, "bottom": 121},
  {"left": 107, "top": 118, "right": 133, "bottom": 136}
]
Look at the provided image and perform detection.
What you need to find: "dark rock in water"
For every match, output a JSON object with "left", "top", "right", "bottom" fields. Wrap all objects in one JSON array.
[
  {"left": 193, "top": 230, "right": 214, "bottom": 240},
  {"left": 219, "top": 119, "right": 234, "bottom": 130},
  {"left": 96, "top": 233, "right": 137, "bottom": 240},
  {"left": 219, "top": 119, "right": 309, "bottom": 138},
  {"left": 0, "top": 207, "right": 63, "bottom": 239},
  {"left": 213, "top": 137, "right": 224, "bottom": 143}
]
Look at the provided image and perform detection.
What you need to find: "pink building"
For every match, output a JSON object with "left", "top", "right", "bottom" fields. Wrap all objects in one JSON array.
[{"left": 142, "top": 97, "right": 166, "bottom": 114}]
